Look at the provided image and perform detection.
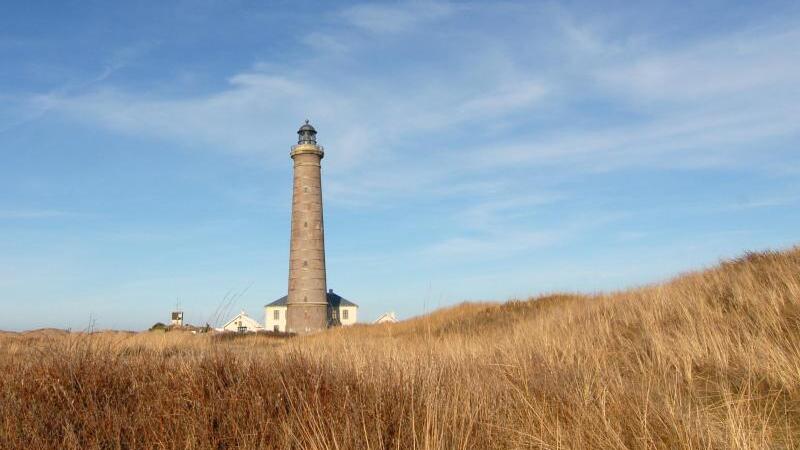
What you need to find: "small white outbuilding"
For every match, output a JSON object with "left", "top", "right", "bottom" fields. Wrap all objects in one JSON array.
[
  {"left": 221, "top": 311, "right": 263, "bottom": 333},
  {"left": 170, "top": 311, "right": 184, "bottom": 327},
  {"left": 373, "top": 312, "right": 398, "bottom": 324}
]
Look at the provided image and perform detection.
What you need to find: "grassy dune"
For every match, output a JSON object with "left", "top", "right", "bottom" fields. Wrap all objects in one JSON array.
[{"left": 1, "top": 248, "right": 799, "bottom": 449}]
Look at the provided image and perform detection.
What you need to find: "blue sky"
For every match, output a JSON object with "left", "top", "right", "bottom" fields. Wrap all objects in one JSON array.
[{"left": 1, "top": 1, "right": 798, "bottom": 331}]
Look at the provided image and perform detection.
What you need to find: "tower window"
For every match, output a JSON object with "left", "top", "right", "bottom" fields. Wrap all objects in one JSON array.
[{"left": 303, "top": 260, "right": 308, "bottom": 267}]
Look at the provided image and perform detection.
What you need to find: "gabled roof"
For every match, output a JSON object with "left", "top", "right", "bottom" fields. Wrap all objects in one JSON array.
[
  {"left": 266, "top": 295, "right": 288, "bottom": 307},
  {"left": 373, "top": 312, "right": 398, "bottom": 324},
  {"left": 221, "top": 311, "right": 262, "bottom": 330},
  {"left": 328, "top": 291, "right": 357, "bottom": 308},
  {"left": 265, "top": 290, "right": 358, "bottom": 308}
]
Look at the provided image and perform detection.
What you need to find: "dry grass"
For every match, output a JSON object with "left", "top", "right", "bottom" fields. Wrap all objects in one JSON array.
[{"left": 1, "top": 247, "right": 799, "bottom": 449}]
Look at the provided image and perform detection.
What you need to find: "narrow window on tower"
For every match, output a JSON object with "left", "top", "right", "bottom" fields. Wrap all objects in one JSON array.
[
  {"left": 303, "top": 260, "right": 308, "bottom": 267},
  {"left": 304, "top": 221, "right": 307, "bottom": 228}
]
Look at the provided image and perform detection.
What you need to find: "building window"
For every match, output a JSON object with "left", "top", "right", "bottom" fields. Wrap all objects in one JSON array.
[
  {"left": 342, "top": 309, "right": 349, "bottom": 320},
  {"left": 274, "top": 310, "right": 280, "bottom": 320},
  {"left": 274, "top": 325, "right": 280, "bottom": 332}
]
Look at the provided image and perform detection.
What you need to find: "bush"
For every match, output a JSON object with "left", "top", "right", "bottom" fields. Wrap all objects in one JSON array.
[{"left": 148, "top": 322, "right": 167, "bottom": 332}]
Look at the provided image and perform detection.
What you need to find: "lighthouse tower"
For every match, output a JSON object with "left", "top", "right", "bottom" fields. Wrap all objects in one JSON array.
[{"left": 285, "top": 121, "right": 329, "bottom": 334}]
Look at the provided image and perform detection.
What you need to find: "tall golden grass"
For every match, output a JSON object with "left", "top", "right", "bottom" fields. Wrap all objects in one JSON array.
[{"left": 1, "top": 247, "right": 798, "bottom": 449}]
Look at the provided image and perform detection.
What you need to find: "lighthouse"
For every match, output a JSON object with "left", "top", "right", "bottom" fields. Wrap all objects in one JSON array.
[{"left": 285, "top": 121, "right": 329, "bottom": 334}]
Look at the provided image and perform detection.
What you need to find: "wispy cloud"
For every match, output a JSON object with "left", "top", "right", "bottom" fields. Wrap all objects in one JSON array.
[
  {"left": 0, "top": 209, "right": 91, "bottom": 220},
  {"left": 597, "top": 28, "right": 800, "bottom": 102},
  {"left": 456, "top": 193, "right": 566, "bottom": 231},
  {"left": 19, "top": 3, "right": 800, "bottom": 207},
  {"left": 1, "top": 41, "right": 156, "bottom": 134},
  {"left": 719, "top": 194, "right": 800, "bottom": 212},
  {"left": 424, "top": 230, "right": 566, "bottom": 260},
  {"left": 37, "top": 73, "right": 310, "bottom": 163},
  {"left": 340, "top": 0, "right": 455, "bottom": 33},
  {"left": 462, "top": 103, "right": 799, "bottom": 173},
  {"left": 456, "top": 22, "right": 800, "bottom": 174},
  {"left": 302, "top": 32, "right": 350, "bottom": 54},
  {"left": 423, "top": 211, "right": 627, "bottom": 261},
  {"left": 38, "top": 45, "right": 550, "bottom": 181}
]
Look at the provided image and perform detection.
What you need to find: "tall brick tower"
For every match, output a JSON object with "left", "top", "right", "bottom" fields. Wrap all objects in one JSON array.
[{"left": 285, "top": 121, "right": 328, "bottom": 334}]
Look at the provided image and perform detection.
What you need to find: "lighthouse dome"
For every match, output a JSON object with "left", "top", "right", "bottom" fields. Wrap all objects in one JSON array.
[{"left": 297, "top": 120, "right": 317, "bottom": 144}]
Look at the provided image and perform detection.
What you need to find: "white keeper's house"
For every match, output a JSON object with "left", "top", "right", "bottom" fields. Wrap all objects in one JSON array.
[{"left": 265, "top": 289, "right": 358, "bottom": 332}]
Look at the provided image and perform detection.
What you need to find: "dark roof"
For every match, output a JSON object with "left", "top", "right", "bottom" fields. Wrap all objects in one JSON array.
[
  {"left": 266, "top": 295, "right": 288, "bottom": 307},
  {"left": 266, "top": 290, "right": 357, "bottom": 307},
  {"left": 298, "top": 120, "right": 316, "bottom": 133},
  {"left": 328, "top": 291, "right": 357, "bottom": 307}
]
